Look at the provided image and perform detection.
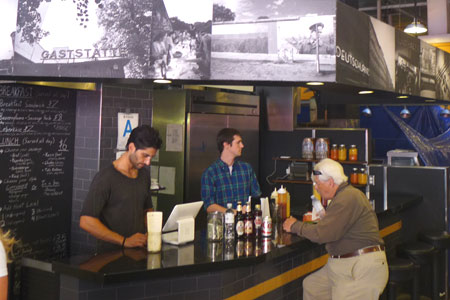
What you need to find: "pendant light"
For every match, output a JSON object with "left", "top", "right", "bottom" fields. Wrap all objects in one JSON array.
[
  {"left": 440, "top": 106, "right": 450, "bottom": 118},
  {"left": 362, "top": 106, "right": 372, "bottom": 117},
  {"left": 400, "top": 106, "right": 411, "bottom": 119},
  {"left": 404, "top": 0, "right": 427, "bottom": 34}
]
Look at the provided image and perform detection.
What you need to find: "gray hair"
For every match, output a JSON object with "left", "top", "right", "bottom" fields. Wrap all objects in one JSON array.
[{"left": 313, "top": 158, "right": 348, "bottom": 185}]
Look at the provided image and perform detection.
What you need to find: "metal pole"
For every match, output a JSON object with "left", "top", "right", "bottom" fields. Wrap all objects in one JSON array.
[
  {"left": 377, "top": 0, "right": 382, "bottom": 20},
  {"left": 315, "top": 26, "right": 320, "bottom": 73}
]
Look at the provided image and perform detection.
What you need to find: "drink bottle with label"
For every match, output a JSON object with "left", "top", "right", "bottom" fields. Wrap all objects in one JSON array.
[
  {"left": 244, "top": 201, "right": 254, "bottom": 237},
  {"left": 254, "top": 204, "right": 262, "bottom": 238},
  {"left": 235, "top": 202, "right": 244, "bottom": 239},
  {"left": 224, "top": 203, "right": 235, "bottom": 240}
]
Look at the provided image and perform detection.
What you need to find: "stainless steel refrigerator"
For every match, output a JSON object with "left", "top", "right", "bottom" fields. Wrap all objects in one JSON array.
[{"left": 152, "top": 89, "right": 260, "bottom": 218}]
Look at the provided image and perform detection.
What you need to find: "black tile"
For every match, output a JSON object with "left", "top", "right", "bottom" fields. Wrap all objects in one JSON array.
[
  {"left": 209, "top": 288, "right": 222, "bottom": 300},
  {"left": 221, "top": 269, "right": 236, "bottom": 286},
  {"left": 184, "top": 290, "right": 209, "bottom": 300},
  {"left": 145, "top": 280, "right": 171, "bottom": 297},
  {"left": 243, "top": 275, "right": 256, "bottom": 289},
  {"left": 117, "top": 285, "right": 145, "bottom": 300},
  {"left": 121, "top": 88, "right": 136, "bottom": 98},
  {"left": 280, "top": 260, "right": 293, "bottom": 273},
  {"left": 197, "top": 274, "right": 222, "bottom": 289},
  {"left": 158, "top": 294, "right": 183, "bottom": 300},
  {"left": 87, "top": 288, "right": 116, "bottom": 300},
  {"left": 171, "top": 277, "right": 197, "bottom": 293},
  {"left": 103, "top": 86, "right": 122, "bottom": 97},
  {"left": 135, "top": 89, "right": 150, "bottom": 100},
  {"left": 236, "top": 266, "right": 251, "bottom": 280},
  {"left": 222, "top": 280, "right": 244, "bottom": 298},
  {"left": 129, "top": 99, "right": 143, "bottom": 108}
]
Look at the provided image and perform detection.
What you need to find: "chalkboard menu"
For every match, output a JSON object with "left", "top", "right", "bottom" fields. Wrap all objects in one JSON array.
[{"left": 0, "top": 84, "right": 76, "bottom": 259}]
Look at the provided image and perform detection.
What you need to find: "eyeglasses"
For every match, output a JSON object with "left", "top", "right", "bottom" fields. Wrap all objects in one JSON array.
[{"left": 312, "top": 170, "right": 322, "bottom": 176}]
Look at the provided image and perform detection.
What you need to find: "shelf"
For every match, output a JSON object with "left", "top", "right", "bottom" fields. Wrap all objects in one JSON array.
[
  {"left": 273, "top": 179, "right": 313, "bottom": 184},
  {"left": 151, "top": 186, "right": 166, "bottom": 192},
  {"left": 272, "top": 157, "right": 367, "bottom": 165},
  {"left": 273, "top": 179, "right": 367, "bottom": 188}
]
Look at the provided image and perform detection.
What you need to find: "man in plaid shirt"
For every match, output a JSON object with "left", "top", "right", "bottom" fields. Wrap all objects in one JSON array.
[{"left": 201, "top": 128, "right": 261, "bottom": 213}]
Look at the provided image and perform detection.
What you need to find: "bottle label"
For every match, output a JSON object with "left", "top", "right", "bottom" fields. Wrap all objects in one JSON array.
[
  {"left": 225, "top": 213, "right": 234, "bottom": 224},
  {"left": 254, "top": 216, "right": 262, "bottom": 228},
  {"left": 244, "top": 220, "right": 253, "bottom": 235},
  {"left": 236, "top": 221, "right": 244, "bottom": 236},
  {"left": 262, "top": 217, "right": 272, "bottom": 237}
]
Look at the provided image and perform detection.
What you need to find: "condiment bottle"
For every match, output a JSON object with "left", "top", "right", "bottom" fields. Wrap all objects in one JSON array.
[
  {"left": 330, "top": 144, "right": 338, "bottom": 160},
  {"left": 270, "top": 188, "right": 278, "bottom": 218},
  {"left": 358, "top": 168, "right": 368, "bottom": 185},
  {"left": 349, "top": 145, "right": 358, "bottom": 161},
  {"left": 286, "top": 188, "right": 291, "bottom": 218},
  {"left": 277, "top": 186, "right": 287, "bottom": 220},
  {"left": 350, "top": 168, "right": 358, "bottom": 184},
  {"left": 338, "top": 144, "right": 347, "bottom": 161}
]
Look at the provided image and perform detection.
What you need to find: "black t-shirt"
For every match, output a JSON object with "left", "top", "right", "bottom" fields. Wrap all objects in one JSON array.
[{"left": 81, "top": 164, "right": 153, "bottom": 251}]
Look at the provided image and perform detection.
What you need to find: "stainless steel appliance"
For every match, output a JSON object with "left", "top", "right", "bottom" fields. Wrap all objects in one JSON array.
[{"left": 152, "top": 90, "right": 260, "bottom": 218}]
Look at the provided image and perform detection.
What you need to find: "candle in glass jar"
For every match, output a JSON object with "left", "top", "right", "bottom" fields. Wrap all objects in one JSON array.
[
  {"left": 357, "top": 168, "right": 367, "bottom": 185},
  {"left": 330, "top": 144, "right": 338, "bottom": 160},
  {"left": 338, "top": 144, "right": 347, "bottom": 161},
  {"left": 349, "top": 145, "right": 358, "bottom": 161},
  {"left": 350, "top": 168, "right": 359, "bottom": 184}
]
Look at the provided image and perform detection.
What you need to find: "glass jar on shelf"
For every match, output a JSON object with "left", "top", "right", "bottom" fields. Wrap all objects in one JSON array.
[
  {"left": 348, "top": 145, "right": 358, "bottom": 161},
  {"left": 350, "top": 168, "right": 359, "bottom": 184},
  {"left": 357, "top": 168, "right": 368, "bottom": 185},
  {"left": 315, "top": 138, "right": 329, "bottom": 160},
  {"left": 330, "top": 144, "right": 338, "bottom": 160},
  {"left": 338, "top": 144, "right": 347, "bottom": 161},
  {"left": 302, "top": 137, "right": 315, "bottom": 159}
]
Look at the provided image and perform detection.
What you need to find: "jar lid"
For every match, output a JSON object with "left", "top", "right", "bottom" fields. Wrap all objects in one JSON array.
[
  {"left": 352, "top": 168, "right": 358, "bottom": 171},
  {"left": 350, "top": 144, "right": 356, "bottom": 147},
  {"left": 332, "top": 144, "right": 337, "bottom": 146},
  {"left": 339, "top": 144, "right": 345, "bottom": 147},
  {"left": 360, "top": 168, "right": 366, "bottom": 171}
]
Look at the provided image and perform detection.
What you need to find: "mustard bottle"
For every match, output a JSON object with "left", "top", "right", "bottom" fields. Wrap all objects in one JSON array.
[{"left": 277, "top": 185, "right": 287, "bottom": 220}]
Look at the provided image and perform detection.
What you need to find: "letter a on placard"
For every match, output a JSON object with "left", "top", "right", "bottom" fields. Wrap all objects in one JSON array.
[
  {"left": 117, "top": 113, "right": 139, "bottom": 151},
  {"left": 123, "top": 120, "right": 132, "bottom": 137}
]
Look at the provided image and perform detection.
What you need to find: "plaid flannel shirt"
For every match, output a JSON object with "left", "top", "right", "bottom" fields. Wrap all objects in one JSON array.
[{"left": 201, "top": 159, "right": 261, "bottom": 209}]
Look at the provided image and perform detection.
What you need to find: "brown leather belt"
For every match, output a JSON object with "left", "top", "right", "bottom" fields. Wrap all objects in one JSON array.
[{"left": 330, "top": 245, "right": 385, "bottom": 259}]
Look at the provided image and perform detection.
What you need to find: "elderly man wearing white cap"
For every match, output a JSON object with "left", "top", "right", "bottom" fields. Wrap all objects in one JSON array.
[{"left": 283, "top": 158, "right": 388, "bottom": 300}]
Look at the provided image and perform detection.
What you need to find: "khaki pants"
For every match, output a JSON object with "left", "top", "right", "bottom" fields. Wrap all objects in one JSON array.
[{"left": 303, "top": 250, "right": 388, "bottom": 300}]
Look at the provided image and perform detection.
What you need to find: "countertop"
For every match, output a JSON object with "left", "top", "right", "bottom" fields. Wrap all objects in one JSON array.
[{"left": 44, "top": 194, "right": 422, "bottom": 284}]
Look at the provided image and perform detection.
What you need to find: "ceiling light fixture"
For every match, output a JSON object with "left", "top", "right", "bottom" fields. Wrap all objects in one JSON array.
[
  {"left": 396, "top": 95, "right": 409, "bottom": 99},
  {"left": 400, "top": 106, "right": 411, "bottom": 119},
  {"left": 358, "top": 90, "right": 374, "bottom": 95},
  {"left": 440, "top": 106, "right": 450, "bottom": 118},
  {"left": 306, "top": 82, "right": 324, "bottom": 86},
  {"left": 153, "top": 79, "right": 172, "bottom": 84},
  {"left": 362, "top": 106, "right": 372, "bottom": 117},
  {"left": 404, "top": 0, "right": 427, "bottom": 34},
  {"left": 404, "top": 19, "right": 428, "bottom": 34},
  {"left": 425, "top": 99, "right": 436, "bottom": 103}
]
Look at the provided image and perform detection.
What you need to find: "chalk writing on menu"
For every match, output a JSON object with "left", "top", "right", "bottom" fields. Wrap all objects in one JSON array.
[{"left": 0, "top": 84, "right": 76, "bottom": 259}]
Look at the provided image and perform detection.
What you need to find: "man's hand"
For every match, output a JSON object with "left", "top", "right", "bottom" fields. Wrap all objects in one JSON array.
[
  {"left": 124, "top": 233, "right": 147, "bottom": 248},
  {"left": 283, "top": 216, "right": 298, "bottom": 233}
]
